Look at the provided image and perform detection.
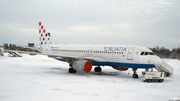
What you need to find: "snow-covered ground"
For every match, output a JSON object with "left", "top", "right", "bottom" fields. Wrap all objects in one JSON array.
[{"left": 0, "top": 53, "right": 180, "bottom": 101}]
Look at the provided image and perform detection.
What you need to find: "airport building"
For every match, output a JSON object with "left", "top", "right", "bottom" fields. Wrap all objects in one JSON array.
[{"left": 28, "top": 42, "right": 34, "bottom": 47}]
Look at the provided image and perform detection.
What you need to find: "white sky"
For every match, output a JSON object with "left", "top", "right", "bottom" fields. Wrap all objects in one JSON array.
[{"left": 0, "top": 0, "right": 180, "bottom": 49}]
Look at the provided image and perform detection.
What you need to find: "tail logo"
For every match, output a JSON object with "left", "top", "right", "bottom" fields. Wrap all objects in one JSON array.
[{"left": 38, "top": 22, "right": 51, "bottom": 45}]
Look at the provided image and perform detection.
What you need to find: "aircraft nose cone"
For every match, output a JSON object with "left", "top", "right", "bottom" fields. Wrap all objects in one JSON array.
[{"left": 154, "top": 57, "right": 163, "bottom": 68}]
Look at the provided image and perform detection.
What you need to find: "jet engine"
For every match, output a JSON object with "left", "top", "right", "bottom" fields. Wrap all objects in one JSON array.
[
  {"left": 112, "top": 67, "right": 129, "bottom": 71},
  {"left": 72, "top": 60, "right": 92, "bottom": 73}
]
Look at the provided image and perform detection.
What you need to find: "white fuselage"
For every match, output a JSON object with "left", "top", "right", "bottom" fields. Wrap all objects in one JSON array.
[{"left": 38, "top": 44, "right": 161, "bottom": 69}]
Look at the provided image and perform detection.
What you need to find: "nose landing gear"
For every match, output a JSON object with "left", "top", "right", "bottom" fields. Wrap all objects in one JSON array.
[{"left": 132, "top": 68, "right": 138, "bottom": 78}]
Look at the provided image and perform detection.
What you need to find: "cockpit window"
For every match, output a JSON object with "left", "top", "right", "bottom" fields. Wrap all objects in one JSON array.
[
  {"left": 140, "top": 52, "right": 144, "bottom": 55},
  {"left": 145, "top": 52, "right": 148, "bottom": 55},
  {"left": 140, "top": 52, "right": 155, "bottom": 55},
  {"left": 149, "top": 52, "right": 154, "bottom": 55}
]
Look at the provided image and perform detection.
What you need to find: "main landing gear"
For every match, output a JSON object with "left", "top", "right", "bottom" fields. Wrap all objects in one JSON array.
[
  {"left": 94, "top": 66, "right": 102, "bottom": 72},
  {"left": 68, "top": 63, "right": 76, "bottom": 73},
  {"left": 132, "top": 68, "right": 138, "bottom": 78},
  {"left": 68, "top": 68, "right": 76, "bottom": 73}
]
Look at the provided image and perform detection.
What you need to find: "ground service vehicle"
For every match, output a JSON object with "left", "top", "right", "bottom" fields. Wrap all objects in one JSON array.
[{"left": 142, "top": 71, "right": 164, "bottom": 82}]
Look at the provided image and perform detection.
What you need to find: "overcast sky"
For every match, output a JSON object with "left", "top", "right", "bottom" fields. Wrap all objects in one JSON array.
[{"left": 0, "top": 0, "right": 180, "bottom": 49}]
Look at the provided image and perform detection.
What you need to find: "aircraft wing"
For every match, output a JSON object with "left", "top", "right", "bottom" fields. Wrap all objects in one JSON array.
[
  {"left": 47, "top": 54, "right": 97, "bottom": 63},
  {"left": 47, "top": 53, "right": 106, "bottom": 63}
]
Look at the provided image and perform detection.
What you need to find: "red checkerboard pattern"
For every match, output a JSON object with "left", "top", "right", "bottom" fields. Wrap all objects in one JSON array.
[
  {"left": 39, "top": 22, "right": 46, "bottom": 42},
  {"left": 38, "top": 22, "right": 51, "bottom": 45}
]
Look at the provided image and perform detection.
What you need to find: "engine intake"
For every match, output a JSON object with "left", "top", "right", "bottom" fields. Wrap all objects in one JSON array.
[{"left": 72, "top": 60, "right": 92, "bottom": 73}]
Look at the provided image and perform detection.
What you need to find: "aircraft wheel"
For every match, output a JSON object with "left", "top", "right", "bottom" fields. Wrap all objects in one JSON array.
[
  {"left": 132, "top": 74, "right": 138, "bottom": 78},
  {"left": 69, "top": 68, "right": 76, "bottom": 73},
  {"left": 94, "top": 67, "right": 102, "bottom": 72}
]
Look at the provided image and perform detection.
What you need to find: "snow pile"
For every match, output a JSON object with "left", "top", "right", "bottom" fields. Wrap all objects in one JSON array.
[{"left": 0, "top": 54, "right": 180, "bottom": 101}]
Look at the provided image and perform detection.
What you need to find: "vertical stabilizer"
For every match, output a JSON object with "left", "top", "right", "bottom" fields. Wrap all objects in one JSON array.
[{"left": 39, "top": 22, "right": 52, "bottom": 46}]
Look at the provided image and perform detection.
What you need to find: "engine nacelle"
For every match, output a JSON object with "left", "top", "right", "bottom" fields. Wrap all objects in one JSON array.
[
  {"left": 72, "top": 60, "right": 92, "bottom": 73},
  {"left": 112, "top": 67, "right": 129, "bottom": 71}
]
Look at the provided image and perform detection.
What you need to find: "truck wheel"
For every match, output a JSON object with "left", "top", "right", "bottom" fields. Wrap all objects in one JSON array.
[{"left": 160, "top": 80, "right": 163, "bottom": 82}]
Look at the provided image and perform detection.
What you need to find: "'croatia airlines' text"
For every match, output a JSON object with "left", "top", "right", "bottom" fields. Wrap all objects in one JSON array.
[{"left": 104, "top": 47, "right": 126, "bottom": 52}]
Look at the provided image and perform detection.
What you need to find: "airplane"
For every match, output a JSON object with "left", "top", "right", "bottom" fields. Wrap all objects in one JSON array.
[{"left": 36, "top": 22, "right": 163, "bottom": 78}]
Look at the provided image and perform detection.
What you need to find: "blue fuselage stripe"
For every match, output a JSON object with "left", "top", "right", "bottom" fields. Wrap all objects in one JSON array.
[
  {"left": 92, "top": 61, "right": 154, "bottom": 68},
  {"left": 54, "top": 58, "right": 155, "bottom": 69},
  {"left": 55, "top": 58, "right": 66, "bottom": 62}
]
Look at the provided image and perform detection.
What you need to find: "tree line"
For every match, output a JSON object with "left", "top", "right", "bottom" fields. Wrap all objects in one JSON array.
[
  {"left": 3, "top": 43, "right": 40, "bottom": 53},
  {"left": 150, "top": 46, "right": 180, "bottom": 59}
]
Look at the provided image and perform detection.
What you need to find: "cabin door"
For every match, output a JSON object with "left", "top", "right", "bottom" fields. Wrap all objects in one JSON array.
[{"left": 127, "top": 48, "right": 135, "bottom": 60}]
